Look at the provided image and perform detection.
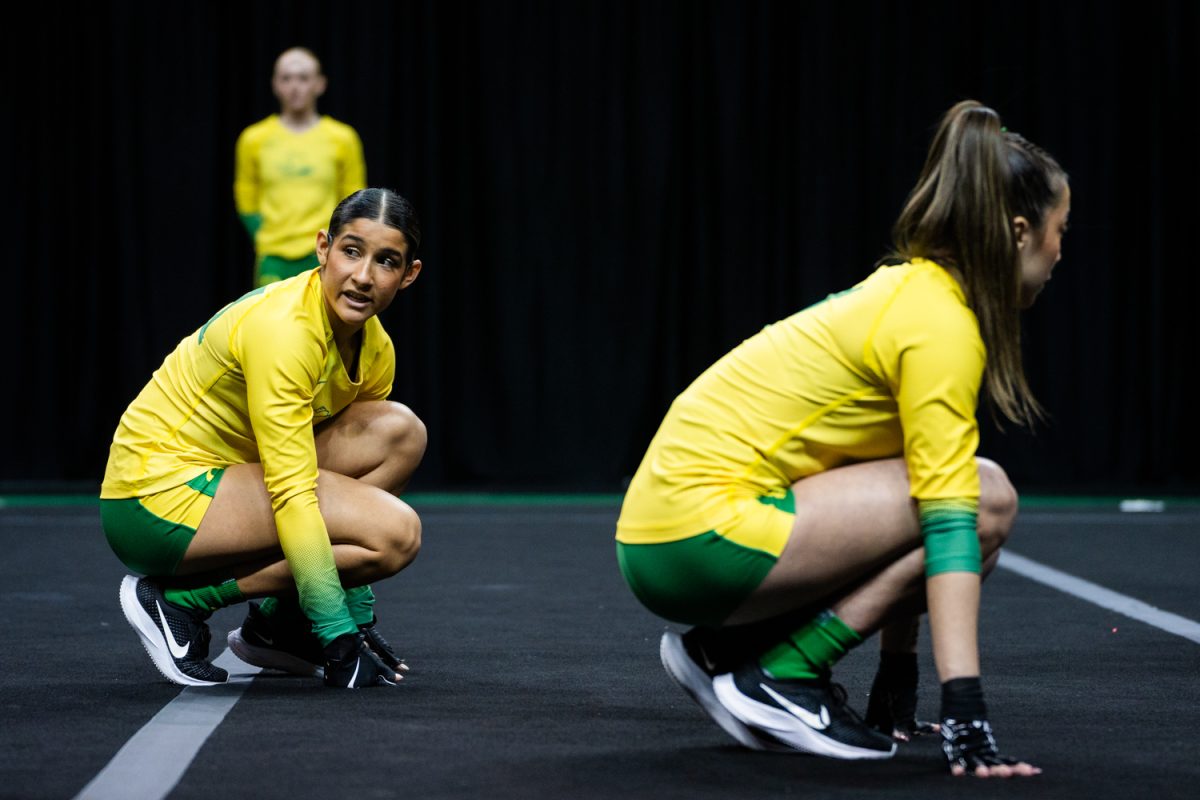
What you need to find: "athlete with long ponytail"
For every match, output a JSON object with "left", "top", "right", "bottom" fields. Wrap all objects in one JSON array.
[{"left": 616, "top": 100, "right": 1068, "bottom": 776}]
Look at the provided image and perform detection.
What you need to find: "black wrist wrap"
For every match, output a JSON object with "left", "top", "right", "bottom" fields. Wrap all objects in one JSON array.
[{"left": 940, "top": 676, "right": 987, "bottom": 720}]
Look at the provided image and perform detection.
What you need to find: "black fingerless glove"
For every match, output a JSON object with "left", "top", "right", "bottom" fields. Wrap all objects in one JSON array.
[
  {"left": 359, "top": 616, "right": 408, "bottom": 672},
  {"left": 865, "top": 652, "right": 938, "bottom": 740},
  {"left": 939, "top": 677, "right": 1019, "bottom": 773}
]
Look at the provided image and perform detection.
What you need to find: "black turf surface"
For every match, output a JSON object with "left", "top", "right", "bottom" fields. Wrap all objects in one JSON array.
[{"left": 2, "top": 502, "right": 1197, "bottom": 799}]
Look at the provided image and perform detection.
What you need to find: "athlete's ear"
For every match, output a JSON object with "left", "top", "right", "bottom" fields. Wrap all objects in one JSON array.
[
  {"left": 316, "top": 230, "right": 330, "bottom": 266},
  {"left": 399, "top": 259, "right": 422, "bottom": 290},
  {"left": 1012, "top": 216, "right": 1032, "bottom": 251}
]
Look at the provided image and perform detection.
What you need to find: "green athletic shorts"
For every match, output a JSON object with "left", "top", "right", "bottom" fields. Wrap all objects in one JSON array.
[
  {"left": 256, "top": 253, "right": 320, "bottom": 286},
  {"left": 100, "top": 468, "right": 225, "bottom": 576},
  {"left": 616, "top": 490, "right": 793, "bottom": 627}
]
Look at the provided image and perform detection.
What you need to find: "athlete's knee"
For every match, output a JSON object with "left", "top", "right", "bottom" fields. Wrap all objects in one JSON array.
[
  {"left": 375, "top": 503, "right": 421, "bottom": 575},
  {"left": 378, "top": 402, "right": 427, "bottom": 463},
  {"left": 976, "top": 457, "right": 1017, "bottom": 555}
]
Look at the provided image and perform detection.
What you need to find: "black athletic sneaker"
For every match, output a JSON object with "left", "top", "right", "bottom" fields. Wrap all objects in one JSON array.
[
  {"left": 323, "top": 632, "right": 400, "bottom": 688},
  {"left": 359, "top": 617, "right": 409, "bottom": 673},
  {"left": 713, "top": 661, "right": 897, "bottom": 759},
  {"left": 659, "top": 631, "right": 788, "bottom": 751},
  {"left": 228, "top": 601, "right": 325, "bottom": 677},
  {"left": 118, "top": 575, "right": 228, "bottom": 686}
]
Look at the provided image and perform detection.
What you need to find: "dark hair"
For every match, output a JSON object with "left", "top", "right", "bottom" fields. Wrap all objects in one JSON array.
[
  {"left": 891, "top": 100, "right": 1067, "bottom": 428},
  {"left": 1005, "top": 132, "right": 1066, "bottom": 231},
  {"left": 328, "top": 188, "right": 421, "bottom": 265}
]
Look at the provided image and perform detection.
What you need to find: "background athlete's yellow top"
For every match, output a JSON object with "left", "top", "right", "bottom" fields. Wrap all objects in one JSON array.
[
  {"left": 616, "top": 259, "right": 984, "bottom": 557},
  {"left": 234, "top": 115, "right": 366, "bottom": 261},
  {"left": 101, "top": 269, "right": 394, "bottom": 642}
]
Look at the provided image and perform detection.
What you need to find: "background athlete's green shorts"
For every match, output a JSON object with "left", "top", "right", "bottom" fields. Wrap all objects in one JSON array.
[
  {"left": 100, "top": 469, "right": 224, "bottom": 576},
  {"left": 616, "top": 491, "right": 793, "bottom": 627},
  {"left": 256, "top": 253, "right": 320, "bottom": 286}
]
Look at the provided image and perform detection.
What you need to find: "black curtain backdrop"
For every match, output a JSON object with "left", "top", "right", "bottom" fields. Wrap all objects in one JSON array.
[{"left": 5, "top": 1, "right": 1197, "bottom": 493}]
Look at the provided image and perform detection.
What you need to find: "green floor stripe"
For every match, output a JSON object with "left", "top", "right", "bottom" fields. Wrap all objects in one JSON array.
[
  {"left": 2, "top": 493, "right": 1197, "bottom": 510},
  {"left": 0, "top": 494, "right": 102, "bottom": 508},
  {"left": 405, "top": 493, "right": 625, "bottom": 507},
  {"left": 0, "top": 492, "right": 625, "bottom": 509}
]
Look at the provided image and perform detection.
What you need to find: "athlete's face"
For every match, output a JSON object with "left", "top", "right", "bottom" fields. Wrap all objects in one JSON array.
[
  {"left": 1016, "top": 183, "right": 1071, "bottom": 308},
  {"left": 272, "top": 50, "right": 326, "bottom": 115},
  {"left": 317, "top": 218, "right": 421, "bottom": 338}
]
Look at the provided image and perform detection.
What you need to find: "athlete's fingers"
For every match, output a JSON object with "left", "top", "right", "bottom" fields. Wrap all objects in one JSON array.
[
  {"left": 891, "top": 720, "right": 937, "bottom": 742},
  {"left": 952, "top": 759, "right": 1040, "bottom": 779},
  {"left": 940, "top": 718, "right": 1034, "bottom": 778}
]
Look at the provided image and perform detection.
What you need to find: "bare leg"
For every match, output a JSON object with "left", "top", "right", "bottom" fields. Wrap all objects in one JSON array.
[
  {"left": 724, "top": 456, "right": 1016, "bottom": 631},
  {"left": 720, "top": 457, "right": 1034, "bottom": 775},
  {"left": 312, "top": 400, "right": 426, "bottom": 493},
  {"left": 174, "top": 401, "right": 426, "bottom": 594}
]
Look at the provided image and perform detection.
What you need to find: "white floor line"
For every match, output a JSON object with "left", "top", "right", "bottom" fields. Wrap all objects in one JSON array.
[
  {"left": 73, "top": 649, "right": 260, "bottom": 800},
  {"left": 73, "top": 551, "right": 1197, "bottom": 800},
  {"left": 999, "top": 550, "right": 1200, "bottom": 645}
]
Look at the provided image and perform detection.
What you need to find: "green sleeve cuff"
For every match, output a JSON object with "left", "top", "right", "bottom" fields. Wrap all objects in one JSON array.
[
  {"left": 239, "top": 212, "right": 263, "bottom": 238},
  {"left": 919, "top": 499, "right": 981, "bottom": 576}
]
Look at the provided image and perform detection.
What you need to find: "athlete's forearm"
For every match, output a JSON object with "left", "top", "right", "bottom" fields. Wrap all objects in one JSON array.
[{"left": 925, "top": 571, "right": 981, "bottom": 682}]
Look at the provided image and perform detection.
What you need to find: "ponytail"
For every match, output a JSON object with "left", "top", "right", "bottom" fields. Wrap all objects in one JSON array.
[{"left": 891, "top": 101, "right": 1064, "bottom": 428}]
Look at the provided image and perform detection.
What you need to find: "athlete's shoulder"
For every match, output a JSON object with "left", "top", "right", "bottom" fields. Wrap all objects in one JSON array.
[
  {"left": 316, "top": 115, "right": 352, "bottom": 133},
  {"left": 876, "top": 260, "right": 972, "bottom": 319},
  {"left": 861, "top": 259, "right": 981, "bottom": 366},
  {"left": 362, "top": 317, "right": 395, "bottom": 361},
  {"left": 318, "top": 115, "right": 361, "bottom": 140},
  {"left": 237, "top": 114, "right": 282, "bottom": 144},
  {"left": 227, "top": 275, "right": 325, "bottom": 352}
]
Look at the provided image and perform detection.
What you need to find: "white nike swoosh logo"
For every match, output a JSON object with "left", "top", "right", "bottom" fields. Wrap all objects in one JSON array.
[
  {"left": 760, "top": 684, "right": 831, "bottom": 730},
  {"left": 156, "top": 601, "right": 191, "bottom": 659},
  {"left": 349, "top": 659, "right": 360, "bottom": 687},
  {"left": 259, "top": 634, "right": 274, "bottom": 646},
  {"left": 697, "top": 644, "right": 718, "bottom": 673}
]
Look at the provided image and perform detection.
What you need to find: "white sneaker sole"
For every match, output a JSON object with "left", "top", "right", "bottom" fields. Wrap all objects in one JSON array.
[
  {"left": 118, "top": 575, "right": 223, "bottom": 687},
  {"left": 713, "top": 673, "right": 896, "bottom": 760},
  {"left": 660, "top": 632, "right": 785, "bottom": 751},
  {"left": 227, "top": 628, "right": 324, "bottom": 678}
]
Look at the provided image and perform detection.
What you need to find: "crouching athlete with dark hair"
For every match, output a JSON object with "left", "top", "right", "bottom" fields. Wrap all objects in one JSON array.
[{"left": 101, "top": 188, "right": 425, "bottom": 688}]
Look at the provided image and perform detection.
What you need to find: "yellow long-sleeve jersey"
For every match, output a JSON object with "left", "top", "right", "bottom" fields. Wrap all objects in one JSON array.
[
  {"left": 102, "top": 268, "right": 394, "bottom": 642},
  {"left": 234, "top": 115, "right": 366, "bottom": 260},
  {"left": 617, "top": 259, "right": 985, "bottom": 559}
]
